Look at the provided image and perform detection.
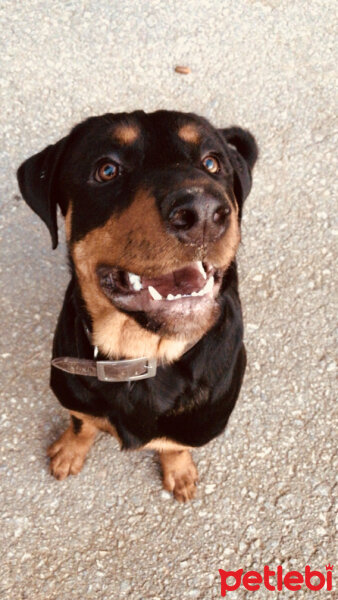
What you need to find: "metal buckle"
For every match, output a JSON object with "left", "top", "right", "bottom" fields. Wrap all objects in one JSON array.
[{"left": 96, "top": 357, "right": 157, "bottom": 382}]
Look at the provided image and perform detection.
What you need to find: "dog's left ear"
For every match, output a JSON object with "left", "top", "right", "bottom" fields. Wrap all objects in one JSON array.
[
  {"left": 219, "top": 127, "right": 258, "bottom": 214},
  {"left": 17, "top": 136, "right": 69, "bottom": 249}
]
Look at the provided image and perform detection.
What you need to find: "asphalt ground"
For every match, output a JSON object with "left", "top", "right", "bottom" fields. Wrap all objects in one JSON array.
[{"left": 0, "top": 1, "right": 337, "bottom": 598}]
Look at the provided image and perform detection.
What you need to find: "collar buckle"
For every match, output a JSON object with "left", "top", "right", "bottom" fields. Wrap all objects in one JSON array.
[{"left": 96, "top": 357, "right": 157, "bottom": 382}]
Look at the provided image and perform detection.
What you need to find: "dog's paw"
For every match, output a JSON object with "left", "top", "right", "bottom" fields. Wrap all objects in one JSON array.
[
  {"left": 163, "top": 467, "right": 198, "bottom": 502},
  {"left": 47, "top": 428, "right": 90, "bottom": 480},
  {"left": 161, "top": 451, "right": 198, "bottom": 502}
]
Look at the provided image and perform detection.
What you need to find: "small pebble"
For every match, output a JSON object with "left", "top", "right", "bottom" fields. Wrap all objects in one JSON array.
[{"left": 175, "top": 65, "right": 190, "bottom": 74}]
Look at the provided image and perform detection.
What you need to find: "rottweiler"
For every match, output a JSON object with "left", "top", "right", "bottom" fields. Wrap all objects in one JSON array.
[{"left": 17, "top": 110, "right": 258, "bottom": 502}]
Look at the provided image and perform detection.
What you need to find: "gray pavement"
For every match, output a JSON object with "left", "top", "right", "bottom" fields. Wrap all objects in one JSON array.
[{"left": 1, "top": 1, "right": 337, "bottom": 598}]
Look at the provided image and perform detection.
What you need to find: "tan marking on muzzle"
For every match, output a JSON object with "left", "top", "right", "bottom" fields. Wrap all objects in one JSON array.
[
  {"left": 71, "top": 190, "right": 192, "bottom": 360},
  {"left": 72, "top": 189, "right": 190, "bottom": 277},
  {"left": 208, "top": 202, "right": 241, "bottom": 268}
]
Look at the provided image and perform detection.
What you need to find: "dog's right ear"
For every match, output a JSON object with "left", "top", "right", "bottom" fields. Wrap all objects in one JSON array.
[{"left": 17, "top": 136, "right": 69, "bottom": 249}]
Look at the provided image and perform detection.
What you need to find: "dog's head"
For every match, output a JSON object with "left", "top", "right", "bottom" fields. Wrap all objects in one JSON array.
[{"left": 18, "top": 111, "right": 257, "bottom": 354}]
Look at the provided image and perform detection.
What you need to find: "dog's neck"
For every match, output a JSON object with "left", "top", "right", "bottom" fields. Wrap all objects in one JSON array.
[{"left": 88, "top": 311, "right": 193, "bottom": 364}]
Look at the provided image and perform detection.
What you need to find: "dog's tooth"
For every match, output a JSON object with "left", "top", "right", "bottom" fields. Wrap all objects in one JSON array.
[
  {"left": 196, "top": 260, "right": 207, "bottom": 279},
  {"left": 148, "top": 285, "right": 162, "bottom": 300},
  {"left": 194, "top": 276, "right": 214, "bottom": 297},
  {"left": 191, "top": 291, "right": 198, "bottom": 296},
  {"left": 167, "top": 294, "right": 174, "bottom": 300},
  {"left": 128, "top": 272, "right": 142, "bottom": 291},
  {"left": 202, "top": 275, "right": 214, "bottom": 295}
]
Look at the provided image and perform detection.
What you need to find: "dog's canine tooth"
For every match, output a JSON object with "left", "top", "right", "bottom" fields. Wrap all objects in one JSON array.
[
  {"left": 148, "top": 285, "right": 162, "bottom": 300},
  {"left": 128, "top": 272, "right": 143, "bottom": 291},
  {"left": 194, "top": 275, "right": 214, "bottom": 297},
  {"left": 203, "top": 275, "right": 214, "bottom": 294},
  {"left": 196, "top": 260, "right": 207, "bottom": 279}
]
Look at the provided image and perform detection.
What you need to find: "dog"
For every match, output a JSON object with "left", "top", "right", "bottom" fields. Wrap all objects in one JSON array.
[{"left": 17, "top": 110, "right": 258, "bottom": 502}]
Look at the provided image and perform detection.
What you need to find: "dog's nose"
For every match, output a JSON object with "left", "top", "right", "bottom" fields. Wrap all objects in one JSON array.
[{"left": 163, "top": 189, "right": 231, "bottom": 245}]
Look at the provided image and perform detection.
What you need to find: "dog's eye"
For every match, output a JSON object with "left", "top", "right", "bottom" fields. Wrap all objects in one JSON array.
[
  {"left": 95, "top": 162, "right": 120, "bottom": 182},
  {"left": 202, "top": 155, "right": 220, "bottom": 174}
]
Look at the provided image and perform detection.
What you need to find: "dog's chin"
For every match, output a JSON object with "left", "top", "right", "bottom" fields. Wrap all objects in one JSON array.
[
  {"left": 126, "top": 294, "right": 221, "bottom": 339},
  {"left": 97, "top": 261, "right": 223, "bottom": 339}
]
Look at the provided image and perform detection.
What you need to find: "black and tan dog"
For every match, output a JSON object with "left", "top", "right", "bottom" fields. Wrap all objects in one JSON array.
[{"left": 17, "top": 110, "right": 258, "bottom": 501}]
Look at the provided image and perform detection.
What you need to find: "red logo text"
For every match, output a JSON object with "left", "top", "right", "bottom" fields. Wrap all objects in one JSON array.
[{"left": 219, "top": 564, "right": 333, "bottom": 596}]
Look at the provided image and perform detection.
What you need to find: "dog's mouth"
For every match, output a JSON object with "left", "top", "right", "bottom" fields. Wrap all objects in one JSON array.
[{"left": 97, "top": 261, "right": 222, "bottom": 313}]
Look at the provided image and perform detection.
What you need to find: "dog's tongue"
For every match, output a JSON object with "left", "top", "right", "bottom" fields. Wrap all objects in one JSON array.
[{"left": 142, "top": 263, "right": 206, "bottom": 296}]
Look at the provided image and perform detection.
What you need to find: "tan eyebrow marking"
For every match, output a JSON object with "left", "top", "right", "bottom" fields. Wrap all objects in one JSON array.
[
  {"left": 178, "top": 124, "right": 200, "bottom": 144},
  {"left": 113, "top": 124, "right": 140, "bottom": 144}
]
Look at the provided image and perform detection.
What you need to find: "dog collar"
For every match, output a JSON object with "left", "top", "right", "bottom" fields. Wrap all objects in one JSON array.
[
  {"left": 51, "top": 321, "right": 158, "bottom": 382},
  {"left": 51, "top": 355, "right": 157, "bottom": 382},
  {"left": 52, "top": 320, "right": 200, "bottom": 382}
]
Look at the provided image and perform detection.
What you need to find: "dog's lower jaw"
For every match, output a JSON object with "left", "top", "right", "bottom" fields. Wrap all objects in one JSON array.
[{"left": 91, "top": 307, "right": 210, "bottom": 363}]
